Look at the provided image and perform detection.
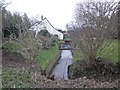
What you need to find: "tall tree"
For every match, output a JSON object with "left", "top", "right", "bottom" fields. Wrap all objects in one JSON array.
[{"left": 67, "top": 1, "right": 118, "bottom": 65}]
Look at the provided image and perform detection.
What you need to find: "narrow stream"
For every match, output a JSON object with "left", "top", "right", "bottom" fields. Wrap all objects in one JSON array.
[{"left": 51, "top": 50, "right": 73, "bottom": 81}]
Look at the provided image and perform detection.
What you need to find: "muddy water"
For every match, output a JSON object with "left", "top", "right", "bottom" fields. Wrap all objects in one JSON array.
[{"left": 51, "top": 50, "right": 73, "bottom": 80}]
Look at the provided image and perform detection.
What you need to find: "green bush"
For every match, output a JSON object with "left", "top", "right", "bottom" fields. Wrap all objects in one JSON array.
[
  {"left": 3, "top": 42, "right": 22, "bottom": 52},
  {"left": 38, "top": 29, "right": 50, "bottom": 37}
]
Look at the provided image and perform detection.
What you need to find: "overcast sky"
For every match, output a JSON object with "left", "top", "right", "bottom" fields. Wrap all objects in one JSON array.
[
  {"left": 6, "top": 0, "right": 118, "bottom": 30},
  {"left": 6, "top": 0, "right": 81, "bottom": 30}
]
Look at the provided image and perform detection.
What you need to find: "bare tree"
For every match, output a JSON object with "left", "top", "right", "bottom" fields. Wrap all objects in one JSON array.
[{"left": 67, "top": 1, "right": 118, "bottom": 65}]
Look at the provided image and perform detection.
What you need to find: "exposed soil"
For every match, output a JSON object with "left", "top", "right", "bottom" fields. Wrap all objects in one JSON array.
[
  {"left": 2, "top": 48, "right": 40, "bottom": 73},
  {"left": 2, "top": 48, "right": 120, "bottom": 88}
]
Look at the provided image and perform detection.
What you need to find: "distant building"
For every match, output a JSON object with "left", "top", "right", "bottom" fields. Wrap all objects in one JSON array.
[{"left": 29, "top": 16, "right": 63, "bottom": 40}]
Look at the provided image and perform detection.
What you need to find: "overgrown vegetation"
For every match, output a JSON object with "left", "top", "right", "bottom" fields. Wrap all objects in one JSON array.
[
  {"left": 67, "top": 1, "right": 119, "bottom": 81},
  {"left": 73, "top": 39, "right": 118, "bottom": 63},
  {"left": 98, "top": 40, "right": 119, "bottom": 62},
  {"left": 69, "top": 57, "right": 120, "bottom": 80},
  {"left": 67, "top": 1, "right": 118, "bottom": 65},
  {"left": 1, "top": 0, "right": 119, "bottom": 88},
  {"left": 38, "top": 29, "right": 51, "bottom": 37},
  {"left": 35, "top": 44, "right": 59, "bottom": 69},
  {"left": 2, "top": 41, "right": 22, "bottom": 52},
  {"left": 2, "top": 38, "right": 42, "bottom": 60},
  {"left": 1, "top": 0, "right": 60, "bottom": 88},
  {"left": 2, "top": 69, "right": 34, "bottom": 88}
]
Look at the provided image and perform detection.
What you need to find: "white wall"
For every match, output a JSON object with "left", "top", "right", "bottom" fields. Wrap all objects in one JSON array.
[{"left": 33, "top": 18, "right": 63, "bottom": 40}]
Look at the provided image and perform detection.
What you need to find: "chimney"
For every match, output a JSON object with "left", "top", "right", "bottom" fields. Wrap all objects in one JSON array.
[{"left": 41, "top": 15, "right": 43, "bottom": 20}]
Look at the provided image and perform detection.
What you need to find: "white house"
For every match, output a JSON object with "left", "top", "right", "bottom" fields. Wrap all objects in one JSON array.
[{"left": 29, "top": 16, "right": 63, "bottom": 40}]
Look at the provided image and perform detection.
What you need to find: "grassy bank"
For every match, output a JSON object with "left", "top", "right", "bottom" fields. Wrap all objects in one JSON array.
[
  {"left": 35, "top": 44, "right": 59, "bottom": 69},
  {"left": 3, "top": 41, "right": 23, "bottom": 52},
  {"left": 98, "top": 40, "right": 118, "bottom": 62},
  {"left": 2, "top": 39, "right": 60, "bottom": 69},
  {"left": 73, "top": 39, "right": 119, "bottom": 63},
  {"left": 2, "top": 69, "right": 33, "bottom": 88}
]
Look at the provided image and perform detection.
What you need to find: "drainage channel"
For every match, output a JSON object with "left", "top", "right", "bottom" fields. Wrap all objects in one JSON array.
[{"left": 51, "top": 50, "right": 73, "bottom": 81}]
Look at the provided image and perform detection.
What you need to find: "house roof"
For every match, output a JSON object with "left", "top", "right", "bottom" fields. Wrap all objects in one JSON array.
[
  {"left": 38, "top": 17, "right": 59, "bottom": 31},
  {"left": 29, "top": 17, "right": 63, "bottom": 35}
]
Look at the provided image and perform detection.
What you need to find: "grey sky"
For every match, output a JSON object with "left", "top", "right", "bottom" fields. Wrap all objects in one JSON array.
[
  {"left": 6, "top": 0, "right": 81, "bottom": 30},
  {"left": 6, "top": 0, "right": 118, "bottom": 30}
]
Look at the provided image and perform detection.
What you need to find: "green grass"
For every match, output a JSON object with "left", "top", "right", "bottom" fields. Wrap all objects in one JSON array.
[
  {"left": 35, "top": 44, "right": 59, "bottom": 69},
  {"left": 2, "top": 69, "right": 34, "bottom": 88},
  {"left": 2, "top": 38, "right": 42, "bottom": 60},
  {"left": 2, "top": 39, "right": 60, "bottom": 69},
  {"left": 2, "top": 39, "right": 60, "bottom": 87},
  {"left": 3, "top": 42, "right": 23, "bottom": 52},
  {"left": 98, "top": 40, "right": 119, "bottom": 62},
  {"left": 73, "top": 39, "right": 119, "bottom": 63},
  {"left": 72, "top": 50, "right": 84, "bottom": 63}
]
